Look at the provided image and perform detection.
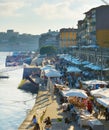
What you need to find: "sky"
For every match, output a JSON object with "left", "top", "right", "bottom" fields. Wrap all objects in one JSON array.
[{"left": 0, "top": 0, "right": 108, "bottom": 35}]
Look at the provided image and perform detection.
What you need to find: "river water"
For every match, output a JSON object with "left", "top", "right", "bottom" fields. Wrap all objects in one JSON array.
[{"left": 0, "top": 52, "right": 36, "bottom": 130}]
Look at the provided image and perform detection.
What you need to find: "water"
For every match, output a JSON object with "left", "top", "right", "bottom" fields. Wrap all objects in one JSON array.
[{"left": 0, "top": 52, "right": 36, "bottom": 130}]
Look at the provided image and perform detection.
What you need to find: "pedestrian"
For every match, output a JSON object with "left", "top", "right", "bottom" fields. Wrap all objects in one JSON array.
[
  {"left": 32, "top": 115, "right": 37, "bottom": 125},
  {"left": 105, "top": 108, "right": 109, "bottom": 121},
  {"left": 26, "top": 115, "right": 37, "bottom": 129},
  {"left": 44, "top": 116, "right": 52, "bottom": 130},
  {"left": 34, "top": 122, "right": 40, "bottom": 130}
]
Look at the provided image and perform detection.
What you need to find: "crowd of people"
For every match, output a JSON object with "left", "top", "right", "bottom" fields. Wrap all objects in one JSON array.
[{"left": 26, "top": 56, "right": 109, "bottom": 129}]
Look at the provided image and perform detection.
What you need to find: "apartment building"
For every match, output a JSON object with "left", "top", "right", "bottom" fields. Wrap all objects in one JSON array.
[
  {"left": 59, "top": 28, "right": 77, "bottom": 48},
  {"left": 77, "top": 5, "right": 109, "bottom": 48}
]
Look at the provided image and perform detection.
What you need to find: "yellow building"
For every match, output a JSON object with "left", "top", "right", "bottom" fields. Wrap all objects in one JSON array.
[{"left": 59, "top": 28, "right": 77, "bottom": 48}]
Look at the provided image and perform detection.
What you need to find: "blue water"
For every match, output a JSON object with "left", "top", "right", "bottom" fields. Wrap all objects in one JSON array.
[{"left": 0, "top": 52, "right": 36, "bottom": 130}]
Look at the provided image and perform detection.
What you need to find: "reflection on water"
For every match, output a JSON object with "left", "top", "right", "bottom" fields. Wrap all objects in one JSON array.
[{"left": 0, "top": 52, "right": 36, "bottom": 130}]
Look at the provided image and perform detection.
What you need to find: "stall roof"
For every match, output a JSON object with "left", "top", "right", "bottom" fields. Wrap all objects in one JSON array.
[
  {"left": 44, "top": 69, "right": 62, "bottom": 78},
  {"left": 82, "top": 79, "right": 108, "bottom": 85},
  {"left": 84, "top": 64, "right": 102, "bottom": 70},
  {"left": 90, "top": 88, "right": 109, "bottom": 98},
  {"left": 61, "top": 89, "right": 88, "bottom": 98},
  {"left": 67, "top": 66, "right": 81, "bottom": 73},
  {"left": 41, "top": 64, "right": 55, "bottom": 70},
  {"left": 97, "top": 98, "right": 109, "bottom": 108}
]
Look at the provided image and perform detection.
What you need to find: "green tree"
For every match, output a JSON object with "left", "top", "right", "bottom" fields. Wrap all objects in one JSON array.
[{"left": 40, "top": 46, "right": 57, "bottom": 56}]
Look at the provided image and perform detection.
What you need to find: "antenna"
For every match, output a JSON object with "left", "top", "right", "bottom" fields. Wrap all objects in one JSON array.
[{"left": 101, "top": 0, "right": 109, "bottom": 5}]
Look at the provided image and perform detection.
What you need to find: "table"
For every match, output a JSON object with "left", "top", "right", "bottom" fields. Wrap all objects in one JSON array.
[{"left": 88, "top": 119, "right": 104, "bottom": 130}]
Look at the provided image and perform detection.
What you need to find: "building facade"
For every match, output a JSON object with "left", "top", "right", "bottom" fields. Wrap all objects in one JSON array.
[
  {"left": 39, "top": 30, "right": 59, "bottom": 48},
  {"left": 77, "top": 5, "right": 109, "bottom": 48},
  {"left": 59, "top": 28, "right": 77, "bottom": 48}
]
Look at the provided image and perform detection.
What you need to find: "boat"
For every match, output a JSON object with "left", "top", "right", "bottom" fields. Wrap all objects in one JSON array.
[{"left": 0, "top": 73, "right": 9, "bottom": 78}]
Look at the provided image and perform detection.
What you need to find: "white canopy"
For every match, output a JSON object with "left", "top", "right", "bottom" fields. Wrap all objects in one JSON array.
[
  {"left": 61, "top": 89, "right": 88, "bottom": 98},
  {"left": 67, "top": 66, "right": 81, "bottom": 73},
  {"left": 90, "top": 88, "right": 109, "bottom": 98},
  {"left": 41, "top": 64, "right": 55, "bottom": 70},
  {"left": 97, "top": 98, "right": 109, "bottom": 108},
  {"left": 84, "top": 64, "right": 102, "bottom": 70},
  {"left": 82, "top": 80, "right": 107, "bottom": 85},
  {"left": 45, "top": 69, "right": 62, "bottom": 78}
]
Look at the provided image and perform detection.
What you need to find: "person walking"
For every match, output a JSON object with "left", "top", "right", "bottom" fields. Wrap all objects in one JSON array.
[
  {"left": 26, "top": 115, "right": 37, "bottom": 129},
  {"left": 32, "top": 115, "right": 37, "bottom": 125},
  {"left": 34, "top": 122, "right": 40, "bottom": 130},
  {"left": 44, "top": 116, "right": 52, "bottom": 130}
]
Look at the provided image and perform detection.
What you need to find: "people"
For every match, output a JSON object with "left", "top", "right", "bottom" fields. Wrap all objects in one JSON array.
[
  {"left": 26, "top": 115, "right": 37, "bottom": 129},
  {"left": 44, "top": 116, "right": 52, "bottom": 130},
  {"left": 87, "top": 100, "right": 93, "bottom": 114},
  {"left": 32, "top": 115, "right": 37, "bottom": 125},
  {"left": 105, "top": 108, "right": 109, "bottom": 121},
  {"left": 33, "top": 122, "right": 40, "bottom": 130},
  {"left": 64, "top": 117, "right": 71, "bottom": 124}
]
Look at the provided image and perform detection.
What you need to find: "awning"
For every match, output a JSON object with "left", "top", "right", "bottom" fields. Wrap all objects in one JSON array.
[
  {"left": 97, "top": 98, "right": 109, "bottom": 108},
  {"left": 90, "top": 88, "right": 109, "bottom": 98},
  {"left": 61, "top": 89, "right": 88, "bottom": 98},
  {"left": 45, "top": 69, "right": 62, "bottom": 78},
  {"left": 67, "top": 66, "right": 81, "bottom": 73}
]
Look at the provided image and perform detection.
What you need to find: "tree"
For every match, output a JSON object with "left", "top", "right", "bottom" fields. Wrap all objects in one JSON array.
[{"left": 40, "top": 45, "right": 57, "bottom": 56}]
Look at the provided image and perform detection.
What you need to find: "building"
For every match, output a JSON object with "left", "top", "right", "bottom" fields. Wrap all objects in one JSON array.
[
  {"left": 77, "top": 5, "right": 109, "bottom": 48},
  {"left": 59, "top": 28, "right": 77, "bottom": 48},
  {"left": 0, "top": 29, "right": 40, "bottom": 51},
  {"left": 39, "top": 30, "right": 59, "bottom": 48}
]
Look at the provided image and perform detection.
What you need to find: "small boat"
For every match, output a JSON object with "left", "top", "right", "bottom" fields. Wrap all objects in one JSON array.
[{"left": 0, "top": 73, "right": 9, "bottom": 78}]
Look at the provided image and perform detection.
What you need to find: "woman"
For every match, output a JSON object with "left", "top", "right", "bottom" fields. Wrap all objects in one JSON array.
[
  {"left": 26, "top": 115, "right": 37, "bottom": 129},
  {"left": 32, "top": 115, "right": 37, "bottom": 125},
  {"left": 34, "top": 122, "right": 40, "bottom": 130},
  {"left": 44, "top": 116, "right": 52, "bottom": 130}
]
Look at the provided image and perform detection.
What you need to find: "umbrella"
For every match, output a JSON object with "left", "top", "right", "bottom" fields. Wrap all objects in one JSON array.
[
  {"left": 67, "top": 66, "right": 81, "bottom": 73},
  {"left": 41, "top": 65, "right": 55, "bottom": 70},
  {"left": 97, "top": 98, "right": 109, "bottom": 108},
  {"left": 90, "top": 88, "right": 109, "bottom": 98},
  {"left": 45, "top": 69, "right": 62, "bottom": 78},
  {"left": 61, "top": 89, "right": 88, "bottom": 98},
  {"left": 82, "top": 80, "right": 107, "bottom": 85}
]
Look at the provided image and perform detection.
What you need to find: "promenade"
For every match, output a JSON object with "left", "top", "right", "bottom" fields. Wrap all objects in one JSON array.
[{"left": 18, "top": 83, "right": 85, "bottom": 130}]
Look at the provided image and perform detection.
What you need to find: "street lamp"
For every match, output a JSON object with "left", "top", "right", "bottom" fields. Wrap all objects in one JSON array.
[{"left": 100, "top": 47, "right": 103, "bottom": 80}]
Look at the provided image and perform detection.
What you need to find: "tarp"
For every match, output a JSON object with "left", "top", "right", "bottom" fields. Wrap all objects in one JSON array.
[
  {"left": 90, "top": 88, "right": 109, "bottom": 98},
  {"left": 84, "top": 64, "right": 102, "bottom": 70},
  {"left": 82, "top": 80, "right": 107, "bottom": 85},
  {"left": 82, "top": 61, "right": 90, "bottom": 65},
  {"left": 45, "top": 69, "right": 62, "bottom": 77},
  {"left": 41, "top": 65, "right": 55, "bottom": 70},
  {"left": 97, "top": 98, "right": 109, "bottom": 108},
  {"left": 61, "top": 89, "right": 88, "bottom": 98},
  {"left": 67, "top": 66, "right": 81, "bottom": 73}
]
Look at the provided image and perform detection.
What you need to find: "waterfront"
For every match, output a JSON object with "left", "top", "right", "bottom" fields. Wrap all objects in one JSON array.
[{"left": 0, "top": 52, "right": 36, "bottom": 130}]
